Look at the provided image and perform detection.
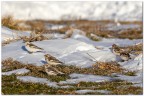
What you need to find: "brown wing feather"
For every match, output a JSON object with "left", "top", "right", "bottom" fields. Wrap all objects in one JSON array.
[
  {"left": 45, "top": 65, "right": 61, "bottom": 73},
  {"left": 49, "top": 56, "right": 63, "bottom": 63},
  {"left": 29, "top": 43, "right": 43, "bottom": 50}
]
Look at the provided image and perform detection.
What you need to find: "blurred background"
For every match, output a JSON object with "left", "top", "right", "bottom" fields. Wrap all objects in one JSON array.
[
  {"left": 1, "top": 1, "right": 143, "bottom": 42},
  {"left": 1, "top": 1, "right": 142, "bottom": 21}
]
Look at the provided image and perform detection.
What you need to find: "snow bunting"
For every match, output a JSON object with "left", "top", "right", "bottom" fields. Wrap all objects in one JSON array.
[
  {"left": 120, "top": 52, "right": 131, "bottom": 61},
  {"left": 44, "top": 64, "right": 65, "bottom": 76},
  {"left": 112, "top": 44, "right": 123, "bottom": 55},
  {"left": 44, "top": 54, "right": 63, "bottom": 65},
  {"left": 25, "top": 42, "right": 44, "bottom": 53}
]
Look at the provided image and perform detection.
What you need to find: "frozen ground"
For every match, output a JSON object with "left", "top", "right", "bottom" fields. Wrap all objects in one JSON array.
[
  {"left": 59, "top": 73, "right": 113, "bottom": 85},
  {"left": 75, "top": 89, "right": 111, "bottom": 94},
  {"left": 2, "top": 37, "right": 142, "bottom": 68},
  {"left": 17, "top": 76, "right": 59, "bottom": 88},
  {"left": 2, "top": 26, "right": 30, "bottom": 42},
  {"left": 2, "top": 68, "right": 30, "bottom": 76},
  {"left": 115, "top": 71, "right": 143, "bottom": 87},
  {"left": 2, "top": 27, "right": 143, "bottom": 94},
  {"left": 2, "top": 1, "right": 142, "bottom": 21}
]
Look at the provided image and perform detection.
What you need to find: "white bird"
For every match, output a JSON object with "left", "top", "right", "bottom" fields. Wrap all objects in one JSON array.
[
  {"left": 112, "top": 44, "right": 123, "bottom": 55},
  {"left": 44, "top": 54, "right": 63, "bottom": 66},
  {"left": 120, "top": 52, "right": 131, "bottom": 61},
  {"left": 44, "top": 64, "right": 65, "bottom": 76},
  {"left": 25, "top": 42, "right": 44, "bottom": 53}
]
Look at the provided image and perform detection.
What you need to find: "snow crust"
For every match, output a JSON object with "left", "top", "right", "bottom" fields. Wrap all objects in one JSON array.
[
  {"left": 2, "top": 68, "right": 30, "bottom": 76},
  {"left": 59, "top": 73, "right": 113, "bottom": 84},
  {"left": 75, "top": 89, "right": 111, "bottom": 94},
  {"left": 2, "top": 27, "right": 143, "bottom": 89},
  {"left": 2, "top": 26, "right": 30, "bottom": 42},
  {"left": 17, "top": 76, "right": 58, "bottom": 87}
]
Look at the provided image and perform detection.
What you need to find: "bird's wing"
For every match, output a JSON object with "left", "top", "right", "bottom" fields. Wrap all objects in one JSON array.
[
  {"left": 45, "top": 64, "right": 64, "bottom": 75},
  {"left": 49, "top": 56, "right": 63, "bottom": 63},
  {"left": 29, "top": 43, "right": 43, "bottom": 50},
  {"left": 45, "top": 65, "right": 60, "bottom": 73}
]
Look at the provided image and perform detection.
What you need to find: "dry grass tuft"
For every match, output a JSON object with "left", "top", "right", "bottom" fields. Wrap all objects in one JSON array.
[
  {"left": 117, "top": 29, "right": 142, "bottom": 39},
  {"left": 55, "top": 61, "right": 124, "bottom": 76},
  {"left": 2, "top": 58, "right": 142, "bottom": 95},
  {"left": 2, "top": 38, "right": 21, "bottom": 46},
  {"left": 2, "top": 17, "right": 142, "bottom": 40},
  {"left": 2, "top": 58, "right": 135, "bottom": 78},
  {"left": 2, "top": 15, "right": 30, "bottom": 31},
  {"left": 93, "top": 61, "right": 123, "bottom": 74},
  {"left": 21, "top": 34, "right": 48, "bottom": 42},
  {"left": 120, "top": 43, "right": 143, "bottom": 55},
  {"left": 42, "top": 20, "right": 142, "bottom": 39},
  {"left": 26, "top": 20, "right": 46, "bottom": 32},
  {"left": 2, "top": 58, "right": 69, "bottom": 82},
  {"left": 112, "top": 86, "right": 142, "bottom": 95}
]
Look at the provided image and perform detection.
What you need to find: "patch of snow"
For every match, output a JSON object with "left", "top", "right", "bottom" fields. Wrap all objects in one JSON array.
[
  {"left": 17, "top": 76, "right": 58, "bottom": 88},
  {"left": 59, "top": 73, "right": 113, "bottom": 85},
  {"left": 96, "top": 90, "right": 111, "bottom": 94},
  {"left": 75, "top": 89, "right": 96, "bottom": 94},
  {"left": 2, "top": 39, "right": 96, "bottom": 67},
  {"left": 115, "top": 71, "right": 143, "bottom": 87},
  {"left": 45, "top": 23, "right": 65, "bottom": 30},
  {"left": 59, "top": 51, "right": 95, "bottom": 68},
  {"left": 70, "top": 32, "right": 142, "bottom": 48},
  {"left": 60, "top": 85, "right": 73, "bottom": 88},
  {"left": 53, "top": 33, "right": 65, "bottom": 39},
  {"left": 2, "top": 36, "right": 142, "bottom": 69},
  {"left": 33, "top": 39, "right": 96, "bottom": 55},
  {"left": 2, "top": 2, "right": 142, "bottom": 21},
  {"left": 2, "top": 68, "right": 30, "bottom": 76},
  {"left": 43, "top": 33, "right": 65, "bottom": 39},
  {"left": 2, "top": 26, "right": 30, "bottom": 42},
  {"left": 86, "top": 50, "right": 122, "bottom": 62},
  {"left": 107, "top": 24, "right": 140, "bottom": 31},
  {"left": 75, "top": 89, "right": 111, "bottom": 94}
]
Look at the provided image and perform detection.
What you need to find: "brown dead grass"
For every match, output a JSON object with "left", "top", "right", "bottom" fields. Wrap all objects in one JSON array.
[
  {"left": 112, "top": 86, "right": 142, "bottom": 95},
  {"left": 21, "top": 34, "right": 48, "bottom": 42},
  {"left": 45, "top": 20, "right": 142, "bottom": 38},
  {"left": 55, "top": 61, "right": 124, "bottom": 76},
  {"left": 2, "top": 58, "right": 135, "bottom": 78},
  {"left": 2, "top": 15, "right": 30, "bottom": 31},
  {"left": 117, "top": 29, "right": 142, "bottom": 39},
  {"left": 2, "top": 58, "right": 142, "bottom": 95},
  {"left": 119, "top": 43, "right": 143, "bottom": 55},
  {"left": 2, "top": 58, "right": 123, "bottom": 77},
  {"left": 2, "top": 16, "right": 142, "bottom": 40},
  {"left": 39, "top": 20, "right": 142, "bottom": 39},
  {"left": 2, "top": 38, "right": 21, "bottom": 46},
  {"left": 93, "top": 61, "right": 123, "bottom": 73},
  {"left": 26, "top": 20, "right": 46, "bottom": 32}
]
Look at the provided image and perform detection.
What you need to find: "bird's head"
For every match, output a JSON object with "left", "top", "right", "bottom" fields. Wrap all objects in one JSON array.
[
  {"left": 25, "top": 42, "right": 30, "bottom": 45},
  {"left": 44, "top": 54, "right": 50, "bottom": 58},
  {"left": 112, "top": 44, "right": 117, "bottom": 48}
]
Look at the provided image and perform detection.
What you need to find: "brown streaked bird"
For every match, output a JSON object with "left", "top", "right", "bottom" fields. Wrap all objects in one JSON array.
[
  {"left": 112, "top": 44, "right": 123, "bottom": 55},
  {"left": 25, "top": 42, "right": 44, "bottom": 53},
  {"left": 120, "top": 52, "right": 131, "bottom": 61},
  {"left": 44, "top": 54, "right": 63, "bottom": 65},
  {"left": 44, "top": 64, "right": 65, "bottom": 76}
]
